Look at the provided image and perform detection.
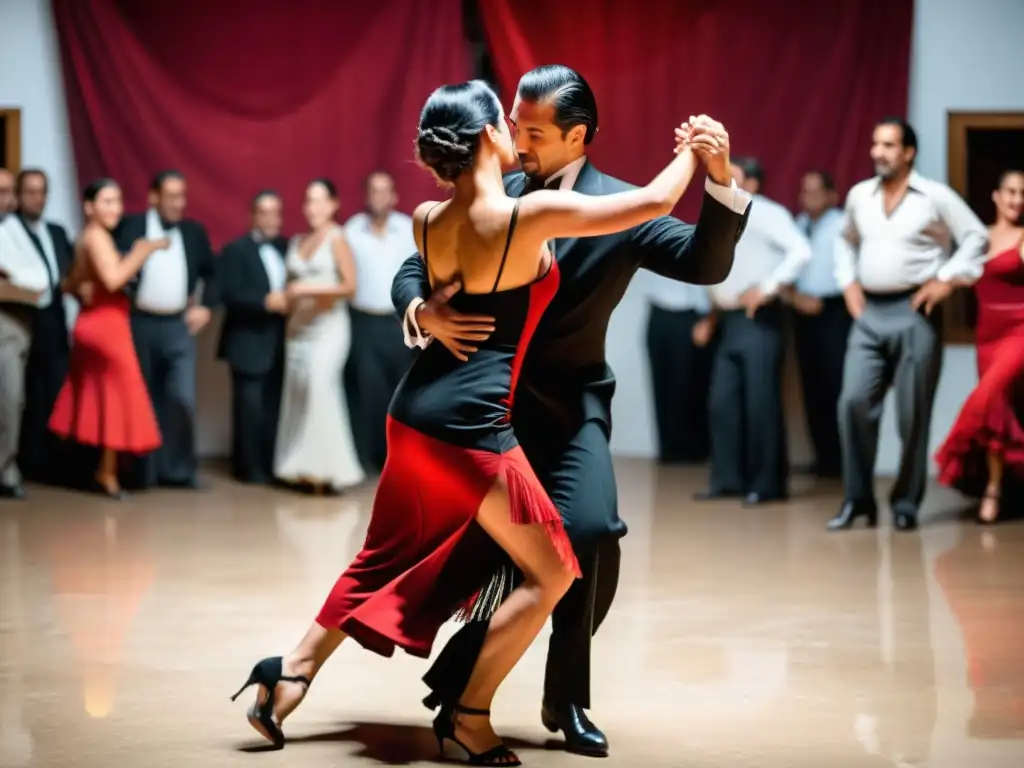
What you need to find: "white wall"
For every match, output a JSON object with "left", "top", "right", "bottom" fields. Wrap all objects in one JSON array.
[
  {"left": 0, "top": 0, "right": 77, "bottom": 231},
  {"left": 2, "top": 0, "right": 1022, "bottom": 462}
]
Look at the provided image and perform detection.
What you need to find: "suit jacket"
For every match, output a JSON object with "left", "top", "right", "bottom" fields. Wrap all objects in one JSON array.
[
  {"left": 391, "top": 160, "right": 749, "bottom": 441},
  {"left": 114, "top": 212, "right": 219, "bottom": 309},
  {"left": 216, "top": 233, "right": 288, "bottom": 376}
]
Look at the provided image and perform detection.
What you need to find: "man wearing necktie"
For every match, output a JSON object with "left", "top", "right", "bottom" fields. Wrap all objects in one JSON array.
[
  {"left": 216, "top": 191, "right": 289, "bottom": 484},
  {"left": 0, "top": 169, "right": 74, "bottom": 491},
  {"left": 392, "top": 65, "right": 751, "bottom": 756},
  {"left": 114, "top": 170, "right": 219, "bottom": 490}
]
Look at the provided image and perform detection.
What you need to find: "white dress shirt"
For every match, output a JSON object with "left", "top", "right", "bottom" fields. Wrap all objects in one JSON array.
[
  {"left": 642, "top": 270, "right": 711, "bottom": 313},
  {"left": 403, "top": 157, "right": 752, "bottom": 347},
  {"left": 252, "top": 231, "right": 287, "bottom": 292},
  {"left": 136, "top": 208, "right": 189, "bottom": 314},
  {"left": 709, "top": 194, "right": 811, "bottom": 309},
  {"left": 795, "top": 208, "right": 844, "bottom": 298},
  {"left": 0, "top": 215, "right": 51, "bottom": 305},
  {"left": 834, "top": 171, "right": 988, "bottom": 293},
  {"left": 345, "top": 211, "right": 417, "bottom": 314}
]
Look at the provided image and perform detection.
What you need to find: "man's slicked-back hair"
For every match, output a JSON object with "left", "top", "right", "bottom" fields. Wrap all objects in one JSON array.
[
  {"left": 150, "top": 169, "right": 186, "bottom": 193},
  {"left": 517, "top": 64, "right": 599, "bottom": 145}
]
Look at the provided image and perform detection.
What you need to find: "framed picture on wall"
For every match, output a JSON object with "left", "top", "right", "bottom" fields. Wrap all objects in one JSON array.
[
  {"left": 0, "top": 108, "right": 22, "bottom": 173},
  {"left": 946, "top": 111, "right": 1024, "bottom": 344}
]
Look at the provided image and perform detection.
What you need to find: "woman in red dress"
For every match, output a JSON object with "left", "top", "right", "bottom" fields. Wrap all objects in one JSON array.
[
  {"left": 935, "top": 169, "right": 1024, "bottom": 523},
  {"left": 49, "top": 179, "right": 166, "bottom": 499},
  {"left": 231, "top": 81, "right": 705, "bottom": 764}
]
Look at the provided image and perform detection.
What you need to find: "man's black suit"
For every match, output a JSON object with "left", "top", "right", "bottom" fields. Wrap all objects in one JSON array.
[
  {"left": 391, "top": 161, "right": 748, "bottom": 721},
  {"left": 216, "top": 233, "right": 288, "bottom": 483},
  {"left": 114, "top": 213, "right": 218, "bottom": 488},
  {"left": 13, "top": 215, "right": 75, "bottom": 485}
]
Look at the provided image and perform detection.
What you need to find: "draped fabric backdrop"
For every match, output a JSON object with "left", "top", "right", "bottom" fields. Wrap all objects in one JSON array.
[
  {"left": 479, "top": 0, "right": 913, "bottom": 219},
  {"left": 51, "top": 0, "right": 468, "bottom": 247}
]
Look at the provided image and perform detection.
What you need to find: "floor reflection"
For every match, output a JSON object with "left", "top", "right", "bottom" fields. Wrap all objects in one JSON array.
[
  {"left": 935, "top": 527, "right": 1024, "bottom": 741},
  {"left": 1, "top": 467, "right": 1023, "bottom": 766},
  {"left": 44, "top": 513, "right": 154, "bottom": 720}
]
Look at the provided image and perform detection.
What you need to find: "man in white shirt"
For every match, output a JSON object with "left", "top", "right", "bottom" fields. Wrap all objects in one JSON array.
[
  {"left": 699, "top": 157, "right": 812, "bottom": 505},
  {"left": 829, "top": 118, "right": 988, "bottom": 532},
  {"left": 790, "top": 170, "right": 850, "bottom": 478},
  {"left": 642, "top": 272, "right": 713, "bottom": 463},
  {"left": 342, "top": 171, "right": 417, "bottom": 472},
  {"left": 114, "top": 170, "right": 219, "bottom": 490},
  {"left": 216, "top": 191, "right": 289, "bottom": 484},
  {"left": 0, "top": 169, "right": 74, "bottom": 491}
]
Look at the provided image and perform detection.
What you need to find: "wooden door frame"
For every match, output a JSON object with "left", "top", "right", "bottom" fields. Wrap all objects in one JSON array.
[
  {"left": 948, "top": 111, "right": 1024, "bottom": 198},
  {"left": 945, "top": 111, "right": 1024, "bottom": 344},
  {"left": 0, "top": 107, "right": 22, "bottom": 173}
]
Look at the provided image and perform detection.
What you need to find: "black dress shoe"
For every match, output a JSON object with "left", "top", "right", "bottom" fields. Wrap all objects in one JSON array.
[
  {"left": 826, "top": 499, "right": 878, "bottom": 531},
  {"left": 893, "top": 510, "right": 918, "bottom": 531},
  {"left": 541, "top": 700, "right": 609, "bottom": 757},
  {"left": 0, "top": 483, "right": 26, "bottom": 500},
  {"left": 693, "top": 489, "right": 741, "bottom": 501}
]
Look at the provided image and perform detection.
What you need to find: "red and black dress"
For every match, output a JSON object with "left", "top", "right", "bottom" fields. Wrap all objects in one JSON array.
[
  {"left": 935, "top": 237, "right": 1024, "bottom": 494},
  {"left": 315, "top": 200, "right": 580, "bottom": 658}
]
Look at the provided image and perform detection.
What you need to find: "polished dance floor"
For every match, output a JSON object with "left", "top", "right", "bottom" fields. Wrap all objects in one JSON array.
[{"left": 2, "top": 460, "right": 1023, "bottom": 767}]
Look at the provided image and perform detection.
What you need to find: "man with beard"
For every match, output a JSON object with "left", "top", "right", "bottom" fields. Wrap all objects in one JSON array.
[
  {"left": 392, "top": 64, "right": 750, "bottom": 756},
  {"left": 828, "top": 117, "right": 987, "bottom": 533}
]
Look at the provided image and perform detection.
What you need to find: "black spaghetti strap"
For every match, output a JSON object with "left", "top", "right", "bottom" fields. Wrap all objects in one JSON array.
[{"left": 490, "top": 199, "right": 521, "bottom": 293}]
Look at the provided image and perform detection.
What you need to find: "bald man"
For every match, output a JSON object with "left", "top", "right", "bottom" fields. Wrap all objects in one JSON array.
[{"left": 0, "top": 169, "right": 14, "bottom": 219}]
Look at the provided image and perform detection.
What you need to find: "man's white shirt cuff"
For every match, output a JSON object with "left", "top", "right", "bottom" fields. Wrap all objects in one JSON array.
[
  {"left": 403, "top": 298, "right": 431, "bottom": 349},
  {"left": 705, "top": 177, "right": 752, "bottom": 215}
]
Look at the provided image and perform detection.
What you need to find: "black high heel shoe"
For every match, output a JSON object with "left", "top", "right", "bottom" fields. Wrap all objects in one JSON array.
[
  {"left": 432, "top": 702, "right": 521, "bottom": 766},
  {"left": 230, "top": 657, "right": 310, "bottom": 749}
]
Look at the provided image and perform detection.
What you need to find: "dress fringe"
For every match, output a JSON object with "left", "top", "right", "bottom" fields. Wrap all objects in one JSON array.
[{"left": 452, "top": 461, "right": 580, "bottom": 623}]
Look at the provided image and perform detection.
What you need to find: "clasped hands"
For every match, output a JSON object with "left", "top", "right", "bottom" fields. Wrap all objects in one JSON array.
[{"left": 674, "top": 114, "right": 733, "bottom": 187}]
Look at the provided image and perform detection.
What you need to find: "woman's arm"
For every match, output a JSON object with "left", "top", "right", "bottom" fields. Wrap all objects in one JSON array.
[
  {"left": 516, "top": 147, "right": 699, "bottom": 242},
  {"left": 83, "top": 227, "right": 167, "bottom": 292},
  {"left": 287, "top": 231, "right": 358, "bottom": 301}
]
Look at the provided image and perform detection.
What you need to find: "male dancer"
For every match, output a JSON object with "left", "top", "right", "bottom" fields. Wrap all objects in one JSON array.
[{"left": 392, "top": 65, "right": 751, "bottom": 756}]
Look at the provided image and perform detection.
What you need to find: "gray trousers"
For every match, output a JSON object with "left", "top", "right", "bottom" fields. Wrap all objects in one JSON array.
[
  {"left": 130, "top": 311, "right": 197, "bottom": 487},
  {"left": 837, "top": 293, "right": 943, "bottom": 513},
  {"left": 0, "top": 309, "right": 31, "bottom": 487}
]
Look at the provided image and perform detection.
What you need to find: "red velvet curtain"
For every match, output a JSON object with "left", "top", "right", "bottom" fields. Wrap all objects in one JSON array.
[
  {"left": 479, "top": 0, "right": 913, "bottom": 220},
  {"left": 51, "top": 0, "right": 469, "bottom": 247}
]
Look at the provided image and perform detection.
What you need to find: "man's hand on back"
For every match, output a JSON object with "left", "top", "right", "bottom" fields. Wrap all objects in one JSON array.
[{"left": 416, "top": 281, "right": 495, "bottom": 362}]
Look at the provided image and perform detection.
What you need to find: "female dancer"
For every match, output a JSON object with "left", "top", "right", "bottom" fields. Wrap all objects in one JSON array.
[
  {"left": 233, "top": 80, "right": 703, "bottom": 765},
  {"left": 273, "top": 178, "right": 365, "bottom": 493},
  {"left": 935, "top": 169, "right": 1024, "bottom": 523},
  {"left": 50, "top": 179, "right": 166, "bottom": 498}
]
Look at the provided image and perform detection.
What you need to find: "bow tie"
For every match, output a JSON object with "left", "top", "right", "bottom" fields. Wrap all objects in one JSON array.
[
  {"left": 160, "top": 218, "right": 179, "bottom": 231},
  {"left": 521, "top": 174, "right": 564, "bottom": 197}
]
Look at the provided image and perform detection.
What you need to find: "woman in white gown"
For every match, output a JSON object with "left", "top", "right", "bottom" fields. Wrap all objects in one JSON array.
[{"left": 274, "top": 179, "right": 366, "bottom": 491}]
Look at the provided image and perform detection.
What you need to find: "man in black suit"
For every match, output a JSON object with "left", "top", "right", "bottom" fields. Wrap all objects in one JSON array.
[
  {"left": 216, "top": 191, "right": 288, "bottom": 484},
  {"left": 115, "top": 170, "right": 218, "bottom": 489},
  {"left": 392, "top": 65, "right": 751, "bottom": 756},
  {"left": 3, "top": 169, "right": 74, "bottom": 488}
]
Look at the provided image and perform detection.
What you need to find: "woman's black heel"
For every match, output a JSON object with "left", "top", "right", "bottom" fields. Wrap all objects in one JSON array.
[
  {"left": 432, "top": 702, "right": 521, "bottom": 766},
  {"left": 231, "top": 657, "right": 310, "bottom": 749}
]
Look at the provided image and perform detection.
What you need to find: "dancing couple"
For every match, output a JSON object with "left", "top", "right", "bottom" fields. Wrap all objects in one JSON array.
[{"left": 234, "top": 66, "right": 749, "bottom": 766}]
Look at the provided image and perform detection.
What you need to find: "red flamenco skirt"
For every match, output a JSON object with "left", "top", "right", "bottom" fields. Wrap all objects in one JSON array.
[
  {"left": 935, "top": 337, "right": 1024, "bottom": 497},
  {"left": 49, "top": 292, "right": 161, "bottom": 454},
  {"left": 315, "top": 416, "right": 580, "bottom": 659}
]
